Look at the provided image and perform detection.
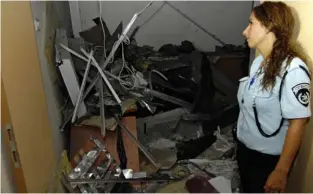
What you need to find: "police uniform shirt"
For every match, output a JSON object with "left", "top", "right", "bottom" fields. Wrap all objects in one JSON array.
[{"left": 236, "top": 55, "right": 311, "bottom": 155}]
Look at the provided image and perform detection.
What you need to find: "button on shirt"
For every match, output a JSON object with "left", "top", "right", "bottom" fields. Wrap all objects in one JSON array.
[{"left": 236, "top": 55, "right": 311, "bottom": 155}]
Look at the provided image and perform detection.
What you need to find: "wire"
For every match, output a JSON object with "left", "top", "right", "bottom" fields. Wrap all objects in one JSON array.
[
  {"left": 120, "top": 37, "right": 137, "bottom": 90},
  {"left": 164, "top": 1, "right": 226, "bottom": 46},
  {"left": 60, "top": 96, "right": 70, "bottom": 113},
  {"left": 109, "top": 33, "right": 137, "bottom": 91},
  {"left": 100, "top": 1, "right": 155, "bottom": 92},
  {"left": 138, "top": 2, "right": 164, "bottom": 28},
  {"left": 99, "top": 0, "right": 107, "bottom": 59},
  {"left": 149, "top": 69, "right": 168, "bottom": 101},
  {"left": 137, "top": 1, "right": 154, "bottom": 16},
  {"left": 107, "top": 0, "right": 153, "bottom": 64}
]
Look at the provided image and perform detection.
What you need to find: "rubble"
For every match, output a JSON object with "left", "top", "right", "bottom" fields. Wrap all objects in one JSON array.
[{"left": 54, "top": 1, "right": 249, "bottom": 192}]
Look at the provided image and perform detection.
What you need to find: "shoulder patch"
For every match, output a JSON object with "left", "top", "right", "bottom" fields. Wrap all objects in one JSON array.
[{"left": 292, "top": 83, "right": 310, "bottom": 107}]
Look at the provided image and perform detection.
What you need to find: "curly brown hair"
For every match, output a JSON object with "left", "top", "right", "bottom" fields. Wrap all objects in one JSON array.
[{"left": 253, "top": 1, "right": 309, "bottom": 91}]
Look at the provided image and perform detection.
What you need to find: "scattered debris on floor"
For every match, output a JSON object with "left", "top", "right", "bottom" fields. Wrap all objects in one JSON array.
[{"left": 53, "top": 1, "right": 249, "bottom": 193}]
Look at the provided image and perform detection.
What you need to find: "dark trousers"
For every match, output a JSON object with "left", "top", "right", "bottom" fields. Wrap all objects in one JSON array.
[{"left": 236, "top": 141, "right": 280, "bottom": 193}]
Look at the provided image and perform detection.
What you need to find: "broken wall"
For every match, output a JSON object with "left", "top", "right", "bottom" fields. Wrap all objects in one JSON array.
[
  {"left": 71, "top": 1, "right": 253, "bottom": 51},
  {"left": 30, "top": 1, "right": 72, "bottom": 161}
]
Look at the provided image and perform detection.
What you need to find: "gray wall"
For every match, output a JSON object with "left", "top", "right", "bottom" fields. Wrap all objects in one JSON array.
[
  {"left": 74, "top": 1, "right": 253, "bottom": 51},
  {"left": 30, "top": 1, "right": 72, "bottom": 161}
]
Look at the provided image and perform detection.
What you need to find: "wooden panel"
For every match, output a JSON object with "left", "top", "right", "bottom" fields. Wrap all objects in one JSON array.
[
  {"left": 1, "top": 82, "right": 27, "bottom": 192},
  {"left": 102, "top": 117, "right": 140, "bottom": 172},
  {"left": 70, "top": 117, "right": 140, "bottom": 172},
  {"left": 1, "top": 1, "right": 56, "bottom": 192}
]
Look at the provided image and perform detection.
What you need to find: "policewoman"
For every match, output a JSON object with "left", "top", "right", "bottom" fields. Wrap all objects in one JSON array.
[{"left": 235, "top": 2, "right": 311, "bottom": 193}]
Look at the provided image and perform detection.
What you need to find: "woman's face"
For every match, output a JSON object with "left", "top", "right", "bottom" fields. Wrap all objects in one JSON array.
[{"left": 243, "top": 12, "right": 269, "bottom": 48}]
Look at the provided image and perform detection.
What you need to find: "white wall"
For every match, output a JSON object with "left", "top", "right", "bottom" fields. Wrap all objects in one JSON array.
[{"left": 73, "top": 1, "right": 253, "bottom": 51}]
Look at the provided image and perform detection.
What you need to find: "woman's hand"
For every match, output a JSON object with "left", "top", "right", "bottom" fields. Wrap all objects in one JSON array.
[
  {"left": 264, "top": 119, "right": 307, "bottom": 193},
  {"left": 264, "top": 169, "right": 288, "bottom": 193}
]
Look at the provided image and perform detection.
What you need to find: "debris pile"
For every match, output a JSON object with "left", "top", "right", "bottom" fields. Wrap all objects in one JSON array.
[{"left": 55, "top": 2, "right": 249, "bottom": 193}]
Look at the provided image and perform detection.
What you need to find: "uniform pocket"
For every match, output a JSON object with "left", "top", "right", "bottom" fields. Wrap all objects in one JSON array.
[
  {"left": 254, "top": 75, "right": 280, "bottom": 98},
  {"left": 254, "top": 87, "right": 280, "bottom": 114},
  {"left": 254, "top": 87, "right": 277, "bottom": 98}
]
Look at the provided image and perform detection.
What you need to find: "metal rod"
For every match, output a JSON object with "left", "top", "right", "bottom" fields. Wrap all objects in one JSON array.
[
  {"left": 137, "top": 1, "right": 154, "bottom": 16},
  {"left": 81, "top": 48, "right": 122, "bottom": 104},
  {"left": 79, "top": 49, "right": 118, "bottom": 86},
  {"left": 143, "top": 88, "right": 193, "bottom": 109},
  {"left": 114, "top": 116, "right": 160, "bottom": 169},
  {"left": 60, "top": 110, "right": 73, "bottom": 131},
  {"left": 67, "top": 177, "right": 171, "bottom": 184},
  {"left": 164, "top": 1, "right": 226, "bottom": 46},
  {"left": 79, "top": 13, "right": 138, "bottom": 102},
  {"left": 61, "top": 173, "right": 77, "bottom": 193},
  {"left": 59, "top": 43, "right": 87, "bottom": 61},
  {"left": 71, "top": 50, "right": 94, "bottom": 123},
  {"left": 99, "top": 79, "right": 106, "bottom": 137},
  {"left": 59, "top": 44, "right": 131, "bottom": 86},
  {"left": 79, "top": 2, "right": 156, "bottom": 101}
]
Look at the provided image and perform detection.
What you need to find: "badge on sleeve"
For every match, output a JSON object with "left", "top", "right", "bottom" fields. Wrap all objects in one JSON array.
[{"left": 292, "top": 83, "right": 310, "bottom": 107}]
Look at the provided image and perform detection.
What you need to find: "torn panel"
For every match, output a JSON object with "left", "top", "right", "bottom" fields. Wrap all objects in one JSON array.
[{"left": 55, "top": 28, "right": 87, "bottom": 118}]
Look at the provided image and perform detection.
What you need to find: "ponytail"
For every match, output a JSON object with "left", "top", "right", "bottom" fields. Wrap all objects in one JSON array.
[{"left": 261, "top": 37, "right": 290, "bottom": 91}]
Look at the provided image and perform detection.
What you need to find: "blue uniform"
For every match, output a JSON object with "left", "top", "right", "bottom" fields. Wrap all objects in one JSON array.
[{"left": 236, "top": 55, "right": 311, "bottom": 155}]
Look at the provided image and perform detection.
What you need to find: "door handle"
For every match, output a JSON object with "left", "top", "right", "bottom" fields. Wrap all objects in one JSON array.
[{"left": 6, "top": 123, "right": 21, "bottom": 168}]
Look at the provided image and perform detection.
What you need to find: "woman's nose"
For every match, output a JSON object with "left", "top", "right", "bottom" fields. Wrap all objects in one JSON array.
[{"left": 243, "top": 27, "right": 248, "bottom": 37}]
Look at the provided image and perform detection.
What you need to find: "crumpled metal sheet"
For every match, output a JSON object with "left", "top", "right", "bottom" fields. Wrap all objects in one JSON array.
[
  {"left": 67, "top": 137, "right": 123, "bottom": 193},
  {"left": 122, "top": 169, "right": 133, "bottom": 179},
  {"left": 68, "top": 149, "right": 101, "bottom": 180},
  {"left": 121, "top": 169, "right": 147, "bottom": 180}
]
